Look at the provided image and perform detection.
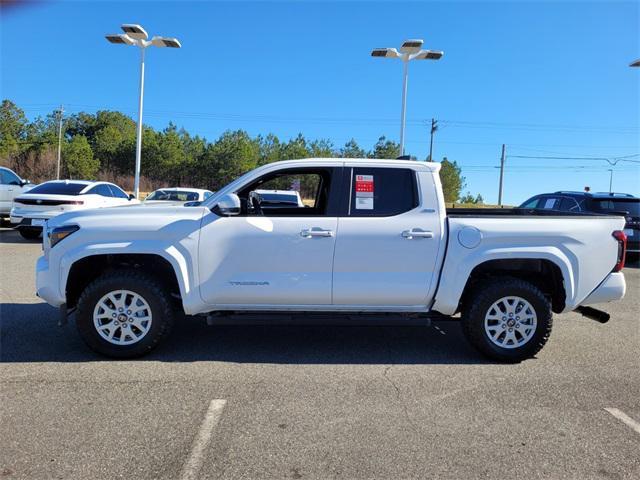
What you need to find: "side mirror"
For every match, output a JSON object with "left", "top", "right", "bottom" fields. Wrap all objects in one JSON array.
[
  {"left": 128, "top": 194, "right": 136, "bottom": 200},
  {"left": 20, "top": 179, "right": 31, "bottom": 186},
  {"left": 211, "top": 193, "right": 241, "bottom": 216}
]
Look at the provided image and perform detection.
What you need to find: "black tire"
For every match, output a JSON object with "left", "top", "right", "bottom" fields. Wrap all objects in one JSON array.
[
  {"left": 461, "top": 277, "right": 552, "bottom": 363},
  {"left": 76, "top": 269, "right": 175, "bottom": 358},
  {"left": 19, "top": 228, "right": 41, "bottom": 240}
]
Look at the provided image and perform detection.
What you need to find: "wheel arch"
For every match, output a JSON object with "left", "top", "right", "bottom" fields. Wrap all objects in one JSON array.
[
  {"left": 458, "top": 258, "right": 567, "bottom": 314},
  {"left": 65, "top": 253, "right": 185, "bottom": 312}
]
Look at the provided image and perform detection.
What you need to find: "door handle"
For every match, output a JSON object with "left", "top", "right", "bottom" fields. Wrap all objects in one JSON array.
[
  {"left": 401, "top": 229, "right": 434, "bottom": 239},
  {"left": 301, "top": 228, "right": 334, "bottom": 238}
]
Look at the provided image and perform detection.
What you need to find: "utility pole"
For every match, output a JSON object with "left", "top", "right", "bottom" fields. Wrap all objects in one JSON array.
[
  {"left": 498, "top": 144, "right": 506, "bottom": 206},
  {"left": 56, "top": 104, "right": 64, "bottom": 180},
  {"left": 608, "top": 169, "right": 613, "bottom": 193},
  {"left": 428, "top": 118, "right": 438, "bottom": 161}
]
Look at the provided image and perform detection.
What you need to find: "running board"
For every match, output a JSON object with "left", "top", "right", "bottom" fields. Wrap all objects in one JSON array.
[
  {"left": 574, "top": 306, "right": 610, "bottom": 324},
  {"left": 204, "top": 312, "right": 452, "bottom": 326}
]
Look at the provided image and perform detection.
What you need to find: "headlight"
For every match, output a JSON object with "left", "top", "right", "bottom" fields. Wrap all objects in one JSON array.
[{"left": 49, "top": 225, "right": 80, "bottom": 248}]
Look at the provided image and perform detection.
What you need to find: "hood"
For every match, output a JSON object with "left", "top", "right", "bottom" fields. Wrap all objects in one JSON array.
[{"left": 47, "top": 204, "right": 208, "bottom": 232}]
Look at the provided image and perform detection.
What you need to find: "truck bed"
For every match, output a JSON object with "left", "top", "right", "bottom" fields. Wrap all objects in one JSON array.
[{"left": 446, "top": 208, "right": 619, "bottom": 218}]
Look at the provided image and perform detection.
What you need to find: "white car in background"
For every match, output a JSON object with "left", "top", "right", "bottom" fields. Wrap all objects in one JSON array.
[
  {"left": 11, "top": 180, "right": 138, "bottom": 239},
  {"left": 0, "top": 166, "right": 33, "bottom": 221},
  {"left": 250, "top": 189, "right": 305, "bottom": 209},
  {"left": 143, "top": 187, "right": 213, "bottom": 206}
]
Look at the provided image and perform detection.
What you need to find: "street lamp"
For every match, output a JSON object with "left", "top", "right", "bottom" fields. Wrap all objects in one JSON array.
[
  {"left": 630, "top": 59, "right": 640, "bottom": 67},
  {"left": 105, "top": 24, "right": 181, "bottom": 199},
  {"left": 371, "top": 39, "right": 443, "bottom": 156}
]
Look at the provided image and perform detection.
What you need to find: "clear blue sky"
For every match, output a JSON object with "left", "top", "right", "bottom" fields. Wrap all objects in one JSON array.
[{"left": 2, "top": 0, "right": 639, "bottom": 204}]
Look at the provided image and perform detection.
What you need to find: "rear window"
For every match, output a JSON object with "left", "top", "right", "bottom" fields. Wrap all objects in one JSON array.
[
  {"left": 594, "top": 200, "right": 640, "bottom": 216},
  {"left": 349, "top": 167, "right": 418, "bottom": 217},
  {"left": 27, "top": 182, "right": 87, "bottom": 195}
]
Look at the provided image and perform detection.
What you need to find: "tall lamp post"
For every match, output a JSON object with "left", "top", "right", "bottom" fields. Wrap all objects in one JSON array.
[
  {"left": 371, "top": 39, "right": 443, "bottom": 157},
  {"left": 105, "top": 24, "right": 181, "bottom": 199},
  {"left": 630, "top": 59, "right": 640, "bottom": 67}
]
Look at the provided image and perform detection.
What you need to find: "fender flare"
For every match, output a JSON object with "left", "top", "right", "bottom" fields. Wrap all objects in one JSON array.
[
  {"left": 431, "top": 247, "right": 575, "bottom": 315},
  {"left": 59, "top": 240, "right": 195, "bottom": 312}
]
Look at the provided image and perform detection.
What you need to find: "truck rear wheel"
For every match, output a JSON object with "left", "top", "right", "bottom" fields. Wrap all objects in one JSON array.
[
  {"left": 75, "top": 270, "right": 175, "bottom": 358},
  {"left": 461, "top": 277, "right": 552, "bottom": 362}
]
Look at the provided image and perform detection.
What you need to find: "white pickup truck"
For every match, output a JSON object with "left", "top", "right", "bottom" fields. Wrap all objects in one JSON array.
[{"left": 36, "top": 158, "right": 628, "bottom": 362}]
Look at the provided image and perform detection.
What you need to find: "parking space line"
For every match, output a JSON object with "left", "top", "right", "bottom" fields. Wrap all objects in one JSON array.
[
  {"left": 604, "top": 407, "right": 640, "bottom": 435},
  {"left": 181, "top": 399, "right": 227, "bottom": 480}
]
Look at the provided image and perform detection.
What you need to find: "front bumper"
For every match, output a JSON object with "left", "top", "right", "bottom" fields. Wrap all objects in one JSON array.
[
  {"left": 580, "top": 272, "right": 626, "bottom": 306},
  {"left": 36, "top": 255, "right": 65, "bottom": 307}
]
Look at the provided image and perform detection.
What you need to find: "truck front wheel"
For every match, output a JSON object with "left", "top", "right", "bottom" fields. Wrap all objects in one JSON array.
[
  {"left": 461, "top": 277, "right": 552, "bottom": 362},
  {"left": 75, "top": 270, "right": 175, "bottom": 358}
]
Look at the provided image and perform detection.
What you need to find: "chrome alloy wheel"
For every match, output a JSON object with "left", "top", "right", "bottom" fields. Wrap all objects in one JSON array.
[
  {"left": 93, "top": 290, "right": 153, "bottom": 346},
  {"left": 484, "top": 296, "right": 537, "bottom": 349}
]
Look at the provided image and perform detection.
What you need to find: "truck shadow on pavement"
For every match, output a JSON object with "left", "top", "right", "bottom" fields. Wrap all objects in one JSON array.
[{"left": 0, "top": 302, "right": 496, "bottom": 365}]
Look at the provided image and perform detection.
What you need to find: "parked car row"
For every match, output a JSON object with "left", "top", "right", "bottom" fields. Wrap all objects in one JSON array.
[{"left": 1, "top": 166, "right": 218, "bottom": 239}]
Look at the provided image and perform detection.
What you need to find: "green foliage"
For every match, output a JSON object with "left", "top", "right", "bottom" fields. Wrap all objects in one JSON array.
[
  {"left": 0, "top": 100, "right": 483, "bottom": 200},
  {"left": 440, "top": 157, "right": 466, "bottom": 203},
  {"left": 371, "top": 136, "right": 400, "bottom": 159},
  {"left": 459, "top": 192, "right": 484, "bottom": 204},
  {"left": 0, "top": 100, "right": 28, "bottom": 159},
  {"left": 64, "top": 135, "right": 100, "bottom": 179},
  {"left": 340, "top": 138, "right": 367, "bottom": 158}
]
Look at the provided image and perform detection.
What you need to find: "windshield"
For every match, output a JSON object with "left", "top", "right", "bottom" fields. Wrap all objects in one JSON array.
[
  {"left": 26, "top": 182, "right": 87, "bottom": 195},
  {"left": 146, "top": 190, "right": 199, "bottom": 201},
  {"left": 594, "top": 200, "right": 640, "bottom": 216}
]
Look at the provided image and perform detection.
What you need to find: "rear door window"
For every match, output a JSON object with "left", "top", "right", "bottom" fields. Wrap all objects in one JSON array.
[
  {"left": 87, "top": 184, "right": 114, "bottom": 197},
  {"left": 107, "top": 184, "right": 129, "bottom": 199},
  {"left": 348, "top": 167, "right": 418, "bottom": 217},
  {"left": 559, "top": 197, "right": 581, "bottom": 212},
  {"left": 540, "top": 196, "right": 561, "bottom": 210}
]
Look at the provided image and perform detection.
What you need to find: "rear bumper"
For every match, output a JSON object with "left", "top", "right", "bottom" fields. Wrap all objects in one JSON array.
[{"left": 580, "top": 272, "right": 626, "bottom": 306}]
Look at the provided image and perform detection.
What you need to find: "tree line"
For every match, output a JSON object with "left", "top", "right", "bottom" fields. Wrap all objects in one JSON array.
[{"left": 0, "top": 99, "right": 482, "bottom": 203}]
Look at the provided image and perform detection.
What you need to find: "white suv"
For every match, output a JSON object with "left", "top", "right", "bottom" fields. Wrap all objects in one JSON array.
[{"left": 0, "top": 166, "right": 33, "bottom": 221}]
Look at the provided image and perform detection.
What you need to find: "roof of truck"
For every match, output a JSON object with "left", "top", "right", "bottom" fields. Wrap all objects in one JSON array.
[{"left": 267, "top": 158, "right": 441, "bottom": 171}]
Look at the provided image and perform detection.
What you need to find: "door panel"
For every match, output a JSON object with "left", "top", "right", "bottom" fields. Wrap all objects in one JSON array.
[
  {"left": 198, "top": 215, "right": 337, "bottom": 305},
  {"left": 332, "top": 168, "right": 442, "bottom": 306},
  {"left": 332, "top": 213, "right": 441, "bottom": 305}
]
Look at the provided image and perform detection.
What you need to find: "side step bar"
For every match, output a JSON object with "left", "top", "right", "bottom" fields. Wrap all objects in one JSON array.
[{"left": 574, "top": 306, "right": 610, "bottom": 324}]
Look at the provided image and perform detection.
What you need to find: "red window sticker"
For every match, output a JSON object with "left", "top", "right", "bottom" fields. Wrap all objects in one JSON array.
[
  {"left": 355, "top": 175, "right": 374, "bottom": 193},
  {"left": 354, "top": 174, "right": 374, "bottom": 209}
]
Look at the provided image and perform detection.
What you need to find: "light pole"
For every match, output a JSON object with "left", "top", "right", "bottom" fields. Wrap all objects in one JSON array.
[
  {"left": 371, "top": 39, "right": 443, "bottom": 156},
  {"left": 630, "top": 59, "right": 640, "bottom": 67},
  {"left": 105, "top": 24, "right": 181, "bottom": 199},
  {"left": 608, "top": 168, "right": 614, "bottom": 193},
  {"left": 56, "top": 104, "right": 64, "bottom": 180}
]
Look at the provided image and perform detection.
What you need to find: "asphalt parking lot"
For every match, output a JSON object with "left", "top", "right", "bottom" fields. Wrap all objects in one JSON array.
[{"left": 1, "top": 227, "right": 639, "bottom": 480}]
